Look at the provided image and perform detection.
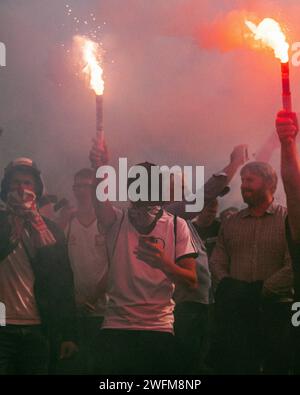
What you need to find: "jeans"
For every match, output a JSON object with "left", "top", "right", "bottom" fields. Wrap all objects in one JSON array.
[
  {"left": 174, "top": 302, "right": 210, "bottom": 374},
  {"left": 214, "top": 296, "right": 292, "bottom": 375},
  {"left": 54, "top": 315, "right": 103, "bottom": 375},
  {"left": 94, "top": 329, "right": 182, "bottom": 375},
  {"left": 0, "top": 325, "right": 49, "bottom": 375}
]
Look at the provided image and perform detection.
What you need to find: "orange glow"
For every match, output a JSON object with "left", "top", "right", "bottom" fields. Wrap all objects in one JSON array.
[
  {"left": 245, "top": 18, "right": 289, "bottom": 63},
  {"left": 75, "top": 35, "right": 104, "bottom": 95}
]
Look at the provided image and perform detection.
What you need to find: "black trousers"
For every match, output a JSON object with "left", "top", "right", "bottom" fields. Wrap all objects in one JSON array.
[
  {"left": 55, "top": 315, "right": 103, "bottom": 375},
  {"left": 292, "top": 326, "right": 300, "bottom": 374},
  {"left": 213, "top": 299, "right": 292, "bottom": 375},
  {"left": 174, "top": 302, "right": 210, "bottom": 374},
  {"left": 0, "top": 325, "right": 49, "bottom": 375},
  {"left": 94, "top": 329, "right": 182, "bottom": 375}
]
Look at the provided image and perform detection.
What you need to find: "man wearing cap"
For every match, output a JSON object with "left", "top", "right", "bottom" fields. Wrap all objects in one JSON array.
[
  {"left": 89, "top": 137, "right": 198, "bottom": 374},
  {"left": 89, "top": 139, "right": 247, "bottom": 375},
  {"left": 0, "top": 158, "right": 78, "bottom": 375}
]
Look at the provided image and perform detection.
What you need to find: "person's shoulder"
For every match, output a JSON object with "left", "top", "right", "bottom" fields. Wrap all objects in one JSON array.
[
  {"left": 158, "top": 209, "right": 184, "bottom": 229},
  {"left": 164, "top": 211, "right": 191, "bottom": 234},
  {"left": 176, "top": 215, "right": 188, "bottom": 226},
  {"left": 222, "top": 210, "right": 242, "bottom": 225},
  {"left": 161, "top": 209, "right": 184, "bottom": 223}
]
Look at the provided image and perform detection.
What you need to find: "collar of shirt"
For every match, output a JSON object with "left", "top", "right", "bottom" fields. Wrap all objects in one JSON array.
[{"left": 240, "top": 201, "right": 277, "bottom": 218}]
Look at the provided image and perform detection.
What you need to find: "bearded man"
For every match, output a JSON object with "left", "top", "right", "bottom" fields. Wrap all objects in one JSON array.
[{"left": 210, "top": 161, "right": 293, "bottom": 375}]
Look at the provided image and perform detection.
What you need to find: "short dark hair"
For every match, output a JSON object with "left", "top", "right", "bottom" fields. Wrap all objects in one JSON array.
[{"left": 240, "top": 162, "right": 278, "bottom": 194}]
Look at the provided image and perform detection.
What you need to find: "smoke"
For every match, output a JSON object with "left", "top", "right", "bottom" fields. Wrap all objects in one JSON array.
[
  {"left": 196, "top": 10, "right": 250, "bottom": 52},
  {"left": 0, "top": 0, "right": 300, "bottom": 209}
]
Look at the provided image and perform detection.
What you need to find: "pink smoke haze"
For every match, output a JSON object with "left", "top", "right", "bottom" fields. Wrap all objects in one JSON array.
[{"left": 0, "top": 0, "right": 300, "bottom": 208}]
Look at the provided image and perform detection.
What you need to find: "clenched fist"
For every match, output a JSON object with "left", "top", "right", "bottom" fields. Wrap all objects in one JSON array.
[{"left": 276, "top": 110, "right": 299, "bottom": 144}]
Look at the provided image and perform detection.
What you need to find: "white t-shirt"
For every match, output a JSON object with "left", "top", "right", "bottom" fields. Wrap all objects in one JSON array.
[
  {"left": 103, "top": 209, "right": 197, "bottom": 333},
  {"left": 66, "top": 217, "right": 109, "bottom": 317},
  {"left": 0, "top": 242, "right": 41, "bottom": 325}
]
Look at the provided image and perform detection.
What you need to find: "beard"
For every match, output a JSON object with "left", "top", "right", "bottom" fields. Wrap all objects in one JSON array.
[{"left": 241, "top": 188, "right": 267, "bottom": 207}]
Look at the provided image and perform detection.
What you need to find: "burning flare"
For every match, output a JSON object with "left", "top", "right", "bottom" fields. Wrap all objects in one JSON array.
[
  {"left": 75, "top": 35, "right": 104, "bottom": 95},
  {"left": 245, "top": 18, "right": 289, "bottom": 63}
]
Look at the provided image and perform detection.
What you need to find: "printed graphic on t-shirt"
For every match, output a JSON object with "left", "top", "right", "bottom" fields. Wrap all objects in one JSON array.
[
  {"left": 103, "top": 209, "right": 197, "bottom": 332},
  {"left": 138, "top": 235, "right": 166, "bottom": 251}
]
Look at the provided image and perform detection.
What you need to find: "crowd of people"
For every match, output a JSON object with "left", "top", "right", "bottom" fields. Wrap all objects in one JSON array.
[{"left": 0, "top": 109, "right": 299, "bottom": 375}]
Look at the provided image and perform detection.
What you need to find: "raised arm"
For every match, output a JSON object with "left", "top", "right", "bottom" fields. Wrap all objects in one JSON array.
[
  {"left": 89, "top": 134, "right": 117, "bottom": 230},
  {"left": 276, "top": 110, "right": 300, "bottom": 241},
  {"left": 220, "top": 144, "right": 249, "bottom": 185},
  {"left": 167, "top": 144, "right": 248, "bottom": 220}
]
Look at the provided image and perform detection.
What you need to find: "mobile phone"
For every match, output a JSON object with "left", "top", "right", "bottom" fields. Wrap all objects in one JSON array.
[{"left": 138, "top": 236, "right": 165, "bottom": 250}]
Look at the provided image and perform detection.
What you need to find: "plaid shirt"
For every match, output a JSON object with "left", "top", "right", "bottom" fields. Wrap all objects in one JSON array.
[{"left": 210, "top": 202, "right": 294, "bottom": 297}]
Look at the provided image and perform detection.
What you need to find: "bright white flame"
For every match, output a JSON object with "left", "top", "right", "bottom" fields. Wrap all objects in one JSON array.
[
  {"left": 245, "top": 18, "right": 289, "bottom": 63},
  {"left": 75, "top": 35, "right": 104, "bottom": 95}
]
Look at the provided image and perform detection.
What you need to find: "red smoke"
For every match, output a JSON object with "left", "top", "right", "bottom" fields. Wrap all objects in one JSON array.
[{"left": 195, "top": 10, "right": 256, "bottom": 52}]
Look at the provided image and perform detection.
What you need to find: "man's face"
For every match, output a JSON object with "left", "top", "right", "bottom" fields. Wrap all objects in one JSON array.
[
  {"left": 9, "top": 171, "right": 36, "bottom": 195},
  {"left": 73, "top": 177, "right": 93, "bottom": 206},
  {"left": 167, "top": 174, "right": 184, "bottom": 204},
  {"left": 241, "top": 170, "right": 270, "bottom": 206}
]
